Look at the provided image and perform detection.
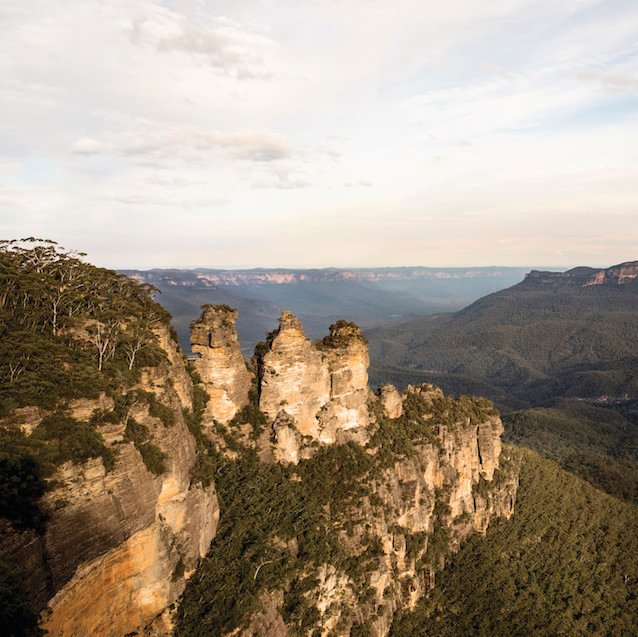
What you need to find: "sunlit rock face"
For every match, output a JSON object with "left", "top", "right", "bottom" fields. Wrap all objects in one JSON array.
[
  {"left": 257, "top": 311, "right": 331, "bottom": 439},
  {"left": 190, "top": 305, "right": 252, "bottom": 423},
  {"left": 379, "top": 384, "right": 403, "bottom": 419},
  {"left": 255, "top": 313, "right": 370, "bottom": 450},
  {"left": 0, "top": 326, "right": 219, "bottom": 637},
  {"left": 320, "top": 321, "right": 370, "bottom": 442}
]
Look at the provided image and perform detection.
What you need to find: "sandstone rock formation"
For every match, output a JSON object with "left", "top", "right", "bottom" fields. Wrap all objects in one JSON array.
[
  {"left": 240, "top": 383, "right": 518, "bottom": 636},
  {"left": 320, "top": 320, "right": 370, "bottom": 441},
  {"left": 379, "top": 384, "right": 403, "bottom": 418},
  {"left": 255, "top": 313, "right": 370, "bottom": 450},
  {"left": 257, "top": 311, "right": 330, "bottom": 438},
  {"left": 0, "top": 325, "right": 219, "bottom": 637},
  {"left": 190, "top": 305, "right": 252, "bottom": 423},
  {"left": 1, "top": 301, "right": 518, "bottom": 637}
]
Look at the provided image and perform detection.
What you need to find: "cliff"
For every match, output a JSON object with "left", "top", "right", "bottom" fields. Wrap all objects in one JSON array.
[
  {"left": 0, "top": 324, "right": 219, "bottom": 637},
  {"left": 0, "top": 249, "right": 516, "bottom": 637},
  {"left": 176, "top": 308, "right": 519, "bottom": 637},
  {"left": 255, "top": 313, "right": 369, "bottom": 453},
  {"left": 190, "top": 304, "right": 252, "bottom": 423},
  {"left": 524, "top": 260, "right": 638, "bottom": 287}
]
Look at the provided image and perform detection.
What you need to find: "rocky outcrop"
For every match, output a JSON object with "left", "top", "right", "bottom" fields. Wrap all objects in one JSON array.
[
  {"left": 0, "top": 326, "right": 219, "bottom": 637},
  {"left": 257, "top": 312, "right": 330, "bottom": 438},
  {"left": 525, "top": 260, "right": 638, "bottom": 287},
  {"left": 191, "top": 305, "right": 252, "bottom": 423},
  {"left": 320, "top": 321, "right": 370, "bottom": 442},
  {"left": 239, "top": 384, "right": 518, "bottom": 637},
  {"left": 586, "top": 261, "right": 638, "bottom": 285},
  {"left": 379, "top": 384, "right": 403, "bottom": 418},
  {"left": 255, "top": 313, "right": 370, "bottom": 450}
]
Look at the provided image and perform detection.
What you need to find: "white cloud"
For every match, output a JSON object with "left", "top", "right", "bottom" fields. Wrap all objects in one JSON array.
[
  {"left": 70, "top": 137, "right": 104, "bottom": 155},
  {"left": 577, "top": 70, "right": 638, "bottom": 93},
  {"left": 128, "top": 6, "right": 277, "bottom": 79},
  {"left": 1, "top": 0, "right": 638, "bottom": 267},
  {"left": 70, "top": 117, "right": 292, "bottom": 165}
]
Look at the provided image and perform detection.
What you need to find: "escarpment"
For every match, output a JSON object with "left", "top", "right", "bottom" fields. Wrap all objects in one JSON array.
[
  {"left": 0, "top": 323, "right": 219, "bottom": 636},
  {"left": 175, "top": 307, "right": 519, "bottom": 637}
]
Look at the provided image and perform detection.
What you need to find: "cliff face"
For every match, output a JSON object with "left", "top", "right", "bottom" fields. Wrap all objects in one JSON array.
[
  {"left": 176, "top": 308, "right": 518, "bottom": 637},
  {"left": 0, "top": 325, "right": 219, "bottom": 637},
  {"left": 258, "top": 311, "right": 331, "bottom": 438},
  {"left": 525, "top": 261, "right": 638, "bottom": 287},
  {"left": 2, "top": 298, "right": 517, "bottom": 637},
  {"left": 256, "top": 313, "right": 369, "bottom": 449},
  {"left": 191, "top": 305, "right": 253, "bottom": 423}
]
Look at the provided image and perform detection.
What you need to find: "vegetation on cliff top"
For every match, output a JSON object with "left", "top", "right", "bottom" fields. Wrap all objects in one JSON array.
[
  {"left": 0, "top": 239, "right": 171, "bottom": 414},
  {"left": 390, "top": 448, "right": 638, "bottom": 636}
]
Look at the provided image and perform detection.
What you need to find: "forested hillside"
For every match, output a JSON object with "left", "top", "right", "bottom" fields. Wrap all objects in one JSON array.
[
  {"left": 504, "top": 399, "right": 638, "bottom": 504},
  {"left": 368, "top": 263, "right": 638, "bottom": 408},
  {"left": 368, "top": 262, "right": 638, "bottom": 505},
  {"left": 391, "top": 448, "right": 638, "bottom": 636},
  {"left": 0, "top": 238, "right": 171, "bottom": 415}
]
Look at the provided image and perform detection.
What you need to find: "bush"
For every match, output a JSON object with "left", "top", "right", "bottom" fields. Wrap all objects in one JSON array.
[
  {"left": 32, "top": 414, "right": 114, "bottom": 470},
  {"left": 124, "top": 418, "right": 167, "bottom": 476}
]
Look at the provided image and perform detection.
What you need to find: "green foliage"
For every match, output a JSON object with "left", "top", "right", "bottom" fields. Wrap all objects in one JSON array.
[
  {"left": 318, "top": 320, "right": 368, "bottom": 349},
  {"left": 174, "top": 441, "right": 379, "bottom": 636},
  {"left": 147, "top": 394, "right": 176, "bottom": 427},
  {"left": 0, "top": 238, "right": 170, "bottom": 414},
  {"left": 183, "top": 382, "right": 217, "bottom": 488},
  {"left": 175, "top": 386, "right": 500, "bottom": 636},
  {"left": 369, "top": 277, "right": 638, "bottom": 408},
  {"left": 32, "top": 413, "right": 114, "bottom": 471},
  {"left": 390, "top": 449, "right": 638, "bottom": 636},
  {"left": 369, "top": 392, "right": 496, "bottom": 468},
  {"left": 228, "top": 380, "right": 267, "bottom": 440},
  {"left": 282, "top": 576, "right": 321, "bottom": 634},
  {"left": 124, "top": 418, "right": 167, "bottom": 476}
]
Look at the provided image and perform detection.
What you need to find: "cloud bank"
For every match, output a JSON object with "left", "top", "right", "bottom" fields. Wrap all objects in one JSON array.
[{"left": 1, "top": 0, "right": 637, "bottom": 268}]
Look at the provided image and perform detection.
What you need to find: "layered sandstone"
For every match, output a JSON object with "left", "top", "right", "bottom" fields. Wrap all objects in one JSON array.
[
  {"left": 191, "top": 305, "right": 252, "bottom": 423},
  {"left": 319, "top": 321, "right": 370, "bottom": 442},
  {"left": 255, "top": 313, "right": 370, "bottom": 450},
  {"left": 379, "top": 384, "right": 403, "bottom": 419},
  {"left": 0, "top": 325, "right": 219, "bottom": 637},
  {"left": 257, "top": 312, "right": 330, "bottom": 438},
  {"left": 241, "top": 384, "right": 518, "bottom": 637}
]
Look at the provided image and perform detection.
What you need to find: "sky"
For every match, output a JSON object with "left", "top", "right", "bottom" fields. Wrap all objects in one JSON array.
[{"left": 1, "top": 0, "right": 637, "bottom": 269}]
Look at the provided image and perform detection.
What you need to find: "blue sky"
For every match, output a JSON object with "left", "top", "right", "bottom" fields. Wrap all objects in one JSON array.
[{"left": 1, "top": 0, "right": 637, "bottom": 268}]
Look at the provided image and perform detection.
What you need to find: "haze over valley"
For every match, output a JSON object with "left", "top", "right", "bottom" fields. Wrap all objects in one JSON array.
[{"left": 125, "top": 266, "right": 531, "bottom": 353}]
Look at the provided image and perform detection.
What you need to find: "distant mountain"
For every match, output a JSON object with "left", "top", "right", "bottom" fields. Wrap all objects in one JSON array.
[
  {"left": 367, "top": 261, "right": 638, "bottom": 408},
  {"left": 122, "top": 266, "right": 531, "bottom": 353}
]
